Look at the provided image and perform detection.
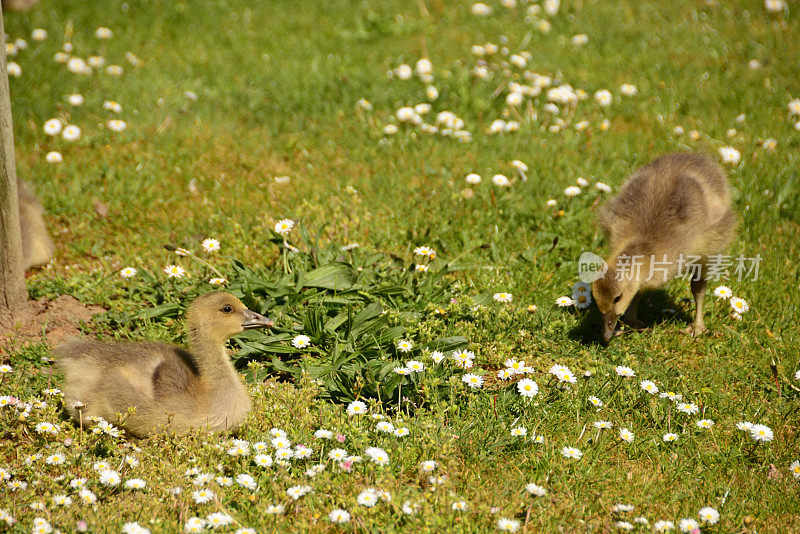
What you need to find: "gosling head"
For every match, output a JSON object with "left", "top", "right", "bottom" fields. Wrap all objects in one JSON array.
[
  {"left": 186, "top": 292, "right": 274, "bottom": 344},
  {"left": 592, "top": 267, "right": 640, "bottom": 343}
]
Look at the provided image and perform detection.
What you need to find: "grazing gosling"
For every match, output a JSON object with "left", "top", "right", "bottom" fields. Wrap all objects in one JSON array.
[
  {"left": 592, "top": 152, "right": 736, "bottom": 342},
  {"left": 18, "top": 179, "right": 55, "bottom": 270},
  {"left": 55, "top": 292, "right": 273, "bottom": 437}
]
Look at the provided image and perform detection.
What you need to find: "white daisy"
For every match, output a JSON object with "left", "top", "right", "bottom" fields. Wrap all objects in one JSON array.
[
  {"left": 406, "top": 360, "right": 424, "bottom": 372},
  {"left": 471, "top": 2, "right": 493, "bottom": 16},
  {"left": 789, "top": 460, "right": 800, "bottom": 479},
  {"left": 120, "top": 267, "right": 138, "bottom": 278},
  {"left": 749, "top": 424, "right": 773, "bottom": 443},
  {"left": 713, "top": 285, "right": 732, "bottom": 299},
  {"left": 286, "top": 485, "right": 312, "bottom": 500},
  {"left": 254, "top": 454, "right": 273, "bottom": 468},
  {"left": 124, "top": 478, "right": 146, "bottom": 490},
  {"left": 615, "top": 366, "right": 635, "bottom": 378},
  {"left": 493, "top": 292, "right": 513, "bottom": 303},
  {"left": 45, "top": 151, "right": 63, "bottom": 164},
  {"left": 102, "top": 100, "right": 122, "bottom": 113},
  {"left": 99, "top": 469, "right": 121, "bottom": 487},
  {"left": 492, "top": 174, "right": 511, "bottom": 187},
  {"left": 292, "top": 335, "right": 311, "bottom": 349},
  {"left": 462, "top": 373, "right": 483, "bottom": 389},
  {"left": 653, "top": 520, "right": 675, "bottom": 532},
  {"left": 328, "top": 448, "right": 347, "bottom": 461},
  {"left": 95, "top": 27, "right": 113, "bottom": 39},
  {"left": 571, "top": 281, "right": 592, "bottom": 309},
  {"left": 396, "top": 339, "right": 414, "bottom": 352},
  {"left": 595, "top": 181, "right": 612, "bottom": 193},
  {"left": 328, "top": 509, "right": 350, "bottom": 524},
  {"left": 619, "top": 428, "right": 634, "bottom": 443},
  {"left": 696, "top": 419, "right": 714, "bottom": 430},
  {"left": 184, "top": 518, "right": 206, "bottom": 533},
  {"left": 594, "top": 89, "right": 612, "bottom": 107},
  {"left": 264, "top": 504, "right": 285, "bottom": 515},
  {"left": 517, "top": 379, "right": 539, "bottom": 397},
  {"left": 364, "top": 446, "right": 389, "bottom": 466},
  {"left": 420, "top": 460, "right": 437, "bottom": 472},
  {"left": 274, "top": 219, "right": 295, "bottom": 235},
  {"left": 698, "top": 506, "right": 719, "bottom": 525},
  {"left": 555, "top": 296, "right": 574, "bottom": 307},
  {"left": 451, "top": 500, "right": 469, "bottom": 511},
  {"left": 43, "top": 118, "right": 63, "bottom": 136},
  {"left": 62, "top": 125, "right": 81, "bottom": 141},
  {"left": 347, "top": 400, "right": 367, "bottom": 416},
  {"left": 525, "top": 483, "right": 548, "bottom": 496},
  {"left": 765, "top": 0, "right": 786, "bottom": 12},
  {"left": 164, "top": 264, "right": 186, "bottom": 278},
  {"left": 497, "top": 518, "right": 520, "bottom": 532},
  {"left": 730, "top": 297, "right": 749, "bottom": 314},
  {"left": 640, "top": 380, "right": 658, "bottom": 394},
  {"left": 718, "top": 146, "right": 741, "bottom": 165}
]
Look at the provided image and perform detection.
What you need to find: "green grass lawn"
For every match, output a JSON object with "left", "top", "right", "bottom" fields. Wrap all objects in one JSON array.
[{"left": 2, "top": 0, "right": 799, "bottom": 531}]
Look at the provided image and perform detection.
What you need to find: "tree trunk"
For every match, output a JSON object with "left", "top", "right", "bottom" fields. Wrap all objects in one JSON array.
[{"left": 0, "top": 6, "right": 26, "bottom": 322}]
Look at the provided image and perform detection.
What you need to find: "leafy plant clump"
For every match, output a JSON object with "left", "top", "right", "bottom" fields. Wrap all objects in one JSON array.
[{"left": 110, "top": 228, "right": 471, "bottom": 405}]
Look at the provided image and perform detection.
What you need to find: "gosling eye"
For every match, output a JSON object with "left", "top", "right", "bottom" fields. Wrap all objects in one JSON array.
[
  {"left": 221, "top": 305, "right": 234, "bottom": 314},
  {"left": 613, "top": 294, "right": 622, "bottom": 304}
]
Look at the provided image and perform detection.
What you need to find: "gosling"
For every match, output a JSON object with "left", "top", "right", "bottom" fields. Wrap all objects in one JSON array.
[
  {"left": 55, "top": 292, "right": 273, "bottom": 437},
  {"left": 18, "top": 179, "right": 55, "bottom": 270},
  {"left": 592, "top": 152, "right": 736, "bottom": 342}
]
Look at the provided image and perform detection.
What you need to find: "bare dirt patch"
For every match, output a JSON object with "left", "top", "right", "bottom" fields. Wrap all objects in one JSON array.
[{"left": 0, "top": 296, "right": 104, "bottom": 351}]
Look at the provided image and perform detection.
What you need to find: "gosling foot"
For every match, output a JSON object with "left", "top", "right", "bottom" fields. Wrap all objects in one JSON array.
[{"left": 683, "top": 324, "right": 707, "bottom": 337}]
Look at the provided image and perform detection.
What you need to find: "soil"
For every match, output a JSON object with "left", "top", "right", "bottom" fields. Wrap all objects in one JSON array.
[{"left": 0, "top": 296, "right": 104, "bottom": 351}]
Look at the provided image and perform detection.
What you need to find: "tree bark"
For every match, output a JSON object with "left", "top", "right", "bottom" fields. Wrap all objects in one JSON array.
[{"left": 0, "top": 6, "right": 26, "bottom": 319}]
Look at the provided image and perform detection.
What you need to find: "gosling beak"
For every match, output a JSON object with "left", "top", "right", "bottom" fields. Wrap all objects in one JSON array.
[
  {"left": 602, "top": 313, "right": 619, "bottom": 344},
  {"left": 242, "top": 309, "right": 274, "bottom": 329}
]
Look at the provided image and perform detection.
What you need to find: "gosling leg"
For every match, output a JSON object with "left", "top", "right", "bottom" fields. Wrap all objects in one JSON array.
[
  {"left": 623, "top": 293, "right": 645, "bottom": 329},
  {"left": 688, "top": 278, "right": 707, "bottom": 336}
]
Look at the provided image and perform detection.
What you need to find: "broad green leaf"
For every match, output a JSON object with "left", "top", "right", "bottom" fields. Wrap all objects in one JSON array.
[{"left": 303, "top": 263, "right": 356, "bottom": 290}]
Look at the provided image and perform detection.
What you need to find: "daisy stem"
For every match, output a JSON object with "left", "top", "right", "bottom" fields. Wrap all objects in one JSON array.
[
  {"left": 185, "top": 251, "right": 224, "bottom": 278},
  {"left": 445, "top": 243, "right": 485, "bottom": 269}
]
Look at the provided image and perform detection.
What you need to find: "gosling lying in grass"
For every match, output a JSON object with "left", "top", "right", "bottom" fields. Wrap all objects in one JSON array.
[
  {"left": 55, "top": 292, "right": 273, "bottom": 437},
  {"left": 592, "top": 152, "right": 736, "bottom": 342},
  {"left": 18, "top": 179, "right": 55, "bottom": 270}
]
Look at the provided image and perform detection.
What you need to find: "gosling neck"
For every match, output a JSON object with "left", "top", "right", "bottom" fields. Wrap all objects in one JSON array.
[{"left": 187, "top": 326, "right": 239, "bottom": 384}]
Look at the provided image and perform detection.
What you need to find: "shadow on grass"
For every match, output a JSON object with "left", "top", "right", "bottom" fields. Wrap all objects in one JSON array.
[{"left": 567, "top": 289, "right": 694, "bottom": 346}]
